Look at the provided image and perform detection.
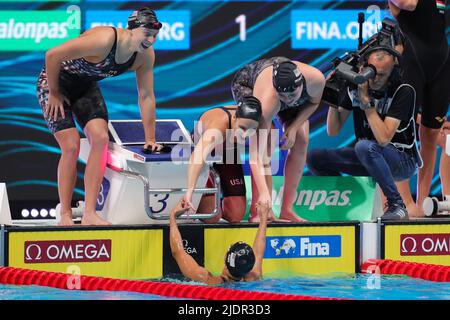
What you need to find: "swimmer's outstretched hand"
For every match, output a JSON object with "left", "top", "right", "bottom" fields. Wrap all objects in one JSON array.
[
  {"left": 255, "top": 201, "right": 270, "bottom": 222},
  {"left": 171, "top": 199, "right": 191, "bottom": 218},
  {"left": 181, "top": 194, "right": 197, "bottom": 214},
  {"left": 250, "top": 202, "right": 291, "bottom": 223}
]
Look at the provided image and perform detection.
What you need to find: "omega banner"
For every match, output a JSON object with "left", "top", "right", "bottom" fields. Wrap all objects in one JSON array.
[
  {"left": 383, "top": 221, "right": 450, "bottom": 265},
  {"left": 6, "top": 228, "right": 163, "bottom": 279}
]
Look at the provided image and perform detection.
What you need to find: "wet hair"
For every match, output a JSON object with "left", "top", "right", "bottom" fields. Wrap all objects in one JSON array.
[
  {"left": 127, "top": 7, "right": 162, "bottom": 30},
  {"left": 235, "top": 96, "right": 262, "bottom": 123},
  {"left": 225, "top": 241, "right": 256, "bottom": 279},
  {"left": 272, "top": 61, "right": 303, "bottom": 93}
]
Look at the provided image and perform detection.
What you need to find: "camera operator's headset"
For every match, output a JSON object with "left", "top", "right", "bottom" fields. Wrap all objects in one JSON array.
[{"left": 358, "top": 45, "right": 403, "bottom": 93}]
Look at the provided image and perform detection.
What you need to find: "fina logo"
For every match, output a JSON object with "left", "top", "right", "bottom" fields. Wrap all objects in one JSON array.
[
  {"left": 266, "top": 236, "right": 341, "bottom": 259},
  {"left": 85, "top": 10, "right": 190, "bottom": 50},
  {"left": 270, "top": 238, "right": 297, "bottom": 256}
]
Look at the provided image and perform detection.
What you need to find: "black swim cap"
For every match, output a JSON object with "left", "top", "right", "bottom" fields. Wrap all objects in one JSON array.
[
  {"left": 235, "top": 96, "right": 262, "bottom": 122},
  {"left": 273, "top": 61, "right": 303, "bottom": 93},
  {"left": 225, "top": 241, "right": 255, "bottom": 279},
  {"left": 128, "top": 7, "right": 162, "bottom": 30}
]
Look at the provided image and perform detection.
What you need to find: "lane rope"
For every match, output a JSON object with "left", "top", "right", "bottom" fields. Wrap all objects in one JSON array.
[
  {"left": 0, "top": 266, "right": 345, "bottom": 300},
  {"left": 362, "top": 259, "right": 450, "bottom": 282}
]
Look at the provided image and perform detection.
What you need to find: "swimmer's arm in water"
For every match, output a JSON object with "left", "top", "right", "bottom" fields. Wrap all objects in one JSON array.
[
  {"left": 244, "top": 201, "right": 269, "bottom": 281},
  {"left": 169, "top": 200, "right": 222, "bottom": 285},
  {"left": 388, "top": 0, "right": 418, "bottom": 11},
  {"left": 184, "top": 117, "right": 227, "bottom": 208},
  {"left": 135, "top": 48, "right": 160, "bottom": 151},
  {"left": 44, "top": 27, "right": 115, "bottom": 120}
]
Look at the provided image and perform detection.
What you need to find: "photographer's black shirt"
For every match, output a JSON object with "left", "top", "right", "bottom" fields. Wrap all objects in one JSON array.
[{"left": 341, "top": 84, "right": 417, "bottom": 151}]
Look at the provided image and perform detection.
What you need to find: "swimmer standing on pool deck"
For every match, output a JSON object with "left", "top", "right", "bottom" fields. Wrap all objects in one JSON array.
[
  {"left": 36, "top": 8, "right": 163, "bottom": 226},
  {"left": 170, "top": 199, "right": 269, "bottom": 284},
  {"left": 388, "top": 0, "right": 450, "bottom": 216},
  {"left": 231, "top": 57, "right": 326, "bottom": 222}
]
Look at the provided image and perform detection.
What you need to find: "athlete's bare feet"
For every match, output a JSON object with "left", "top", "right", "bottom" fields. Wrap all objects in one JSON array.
[
  {"left": 279, "top": 210, "right": 307, "bottom": 222},
  {"left": 248, "top": 209, "right": 291, "bottom": 223},
  {"left": 58, "top": 211, "right": 75, "bottom": 226},
  {"left": 407, "top": 203, "right": 424, "bottom": 219},
  {"left": 81, "top": 212, "right": 112, "bottom": 226}
]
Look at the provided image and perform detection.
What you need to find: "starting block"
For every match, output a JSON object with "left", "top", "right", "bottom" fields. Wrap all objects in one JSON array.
[
  {"left": 423, "top": 195, "right": 450, "bottom": 217},
  {"left": 0, "top": 183, "right": 12, "bottom": 225},
  {"left": 447, "top": 134, "right": 450, "bottom": 156},
  {"left": 72, "top": 120, "right": 220, "bottom": 225}
]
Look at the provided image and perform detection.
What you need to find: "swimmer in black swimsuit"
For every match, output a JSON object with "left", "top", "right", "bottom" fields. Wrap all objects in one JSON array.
[
  {"left": 37, "top": 8, "right": 163, "bottom": 226},
  {"left": 169, "top": 199, "right": 269, "bottom": 284},
  {"left": 231, "top": 57, "right": 326, "bottom": 222},
  {"left": 183, "top": 97, "right": 262, "bottom": 223},
  {"left": 388, "top": 0, "right": 450, "bottom": 216}
]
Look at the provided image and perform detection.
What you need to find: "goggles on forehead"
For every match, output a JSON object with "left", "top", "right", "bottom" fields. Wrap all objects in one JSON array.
[
  {"left": 141, "top": 21, "right": 162, "bottom": 30},
  {"left": 128, "top": 10, "right": 162, "bottom": 31}
]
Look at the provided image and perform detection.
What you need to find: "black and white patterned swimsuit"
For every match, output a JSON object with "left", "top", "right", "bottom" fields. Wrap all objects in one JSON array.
[
  {"left": 230, "top": 56, "right": 310, "bottom": 125},
  {"left": 36, "top": 27, "right": 138, "bottom": 133}
]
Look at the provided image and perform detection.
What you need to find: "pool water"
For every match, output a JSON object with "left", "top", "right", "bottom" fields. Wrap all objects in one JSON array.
[
  {"left": 0, "top": 284, "right": 172, "bottom": 300},
  {"left": 1, "top": 274, "right": 449, "bottom": 300},
  {"left": 232, "top": 274, "right": 450, "bottom": 300}
]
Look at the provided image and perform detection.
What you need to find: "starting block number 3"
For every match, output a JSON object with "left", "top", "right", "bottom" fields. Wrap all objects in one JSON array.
[
  {"left": 96, "top": 178, "right": 110, "bottom": 211},
  {"left": 150, "top": 193, "right": 170, "bottom": 214}
]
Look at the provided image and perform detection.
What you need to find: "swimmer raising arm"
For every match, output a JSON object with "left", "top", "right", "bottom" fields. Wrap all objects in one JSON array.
[
  {"left": 169, "top": 200, "right": 270, "bottom": 284},
  {"left": 169, "top": 199, "right": 223, "bottom": 285},
  {"left": 241, "top": 201, "right": 269, "bottom": 281}
]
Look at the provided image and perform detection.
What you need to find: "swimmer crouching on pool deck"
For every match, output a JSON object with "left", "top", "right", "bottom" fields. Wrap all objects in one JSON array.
[
  {"left": 37, "top": 8, "right": 163, "bottom": 226},
  {"left": 170, "top": 199, "right": 269, "bottom": 284},
  {"left": 182, "top": 96, "right": 284, "bottom": 223}
]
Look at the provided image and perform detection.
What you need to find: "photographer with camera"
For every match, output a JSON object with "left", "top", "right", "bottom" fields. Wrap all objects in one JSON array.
[{"left": 307, "top": 47, "right": 422, "bottom": 220}]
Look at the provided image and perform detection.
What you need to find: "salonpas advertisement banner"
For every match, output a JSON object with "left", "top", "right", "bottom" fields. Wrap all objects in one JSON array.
[
  {"left": 244, "top": 176, "right": 382, "bottom": 222},
  {"left": 0, "top": 10, "right": 81, "bottom": 51}
]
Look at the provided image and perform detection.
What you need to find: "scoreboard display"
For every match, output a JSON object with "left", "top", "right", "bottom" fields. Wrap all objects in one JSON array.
[{"left": 0, "top": 0, "right": 447, "bottom": 210}]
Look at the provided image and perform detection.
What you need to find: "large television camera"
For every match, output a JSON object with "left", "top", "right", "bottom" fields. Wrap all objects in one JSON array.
[{"left": 322, "top": 14, "right": 403, "bottom": 107}]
